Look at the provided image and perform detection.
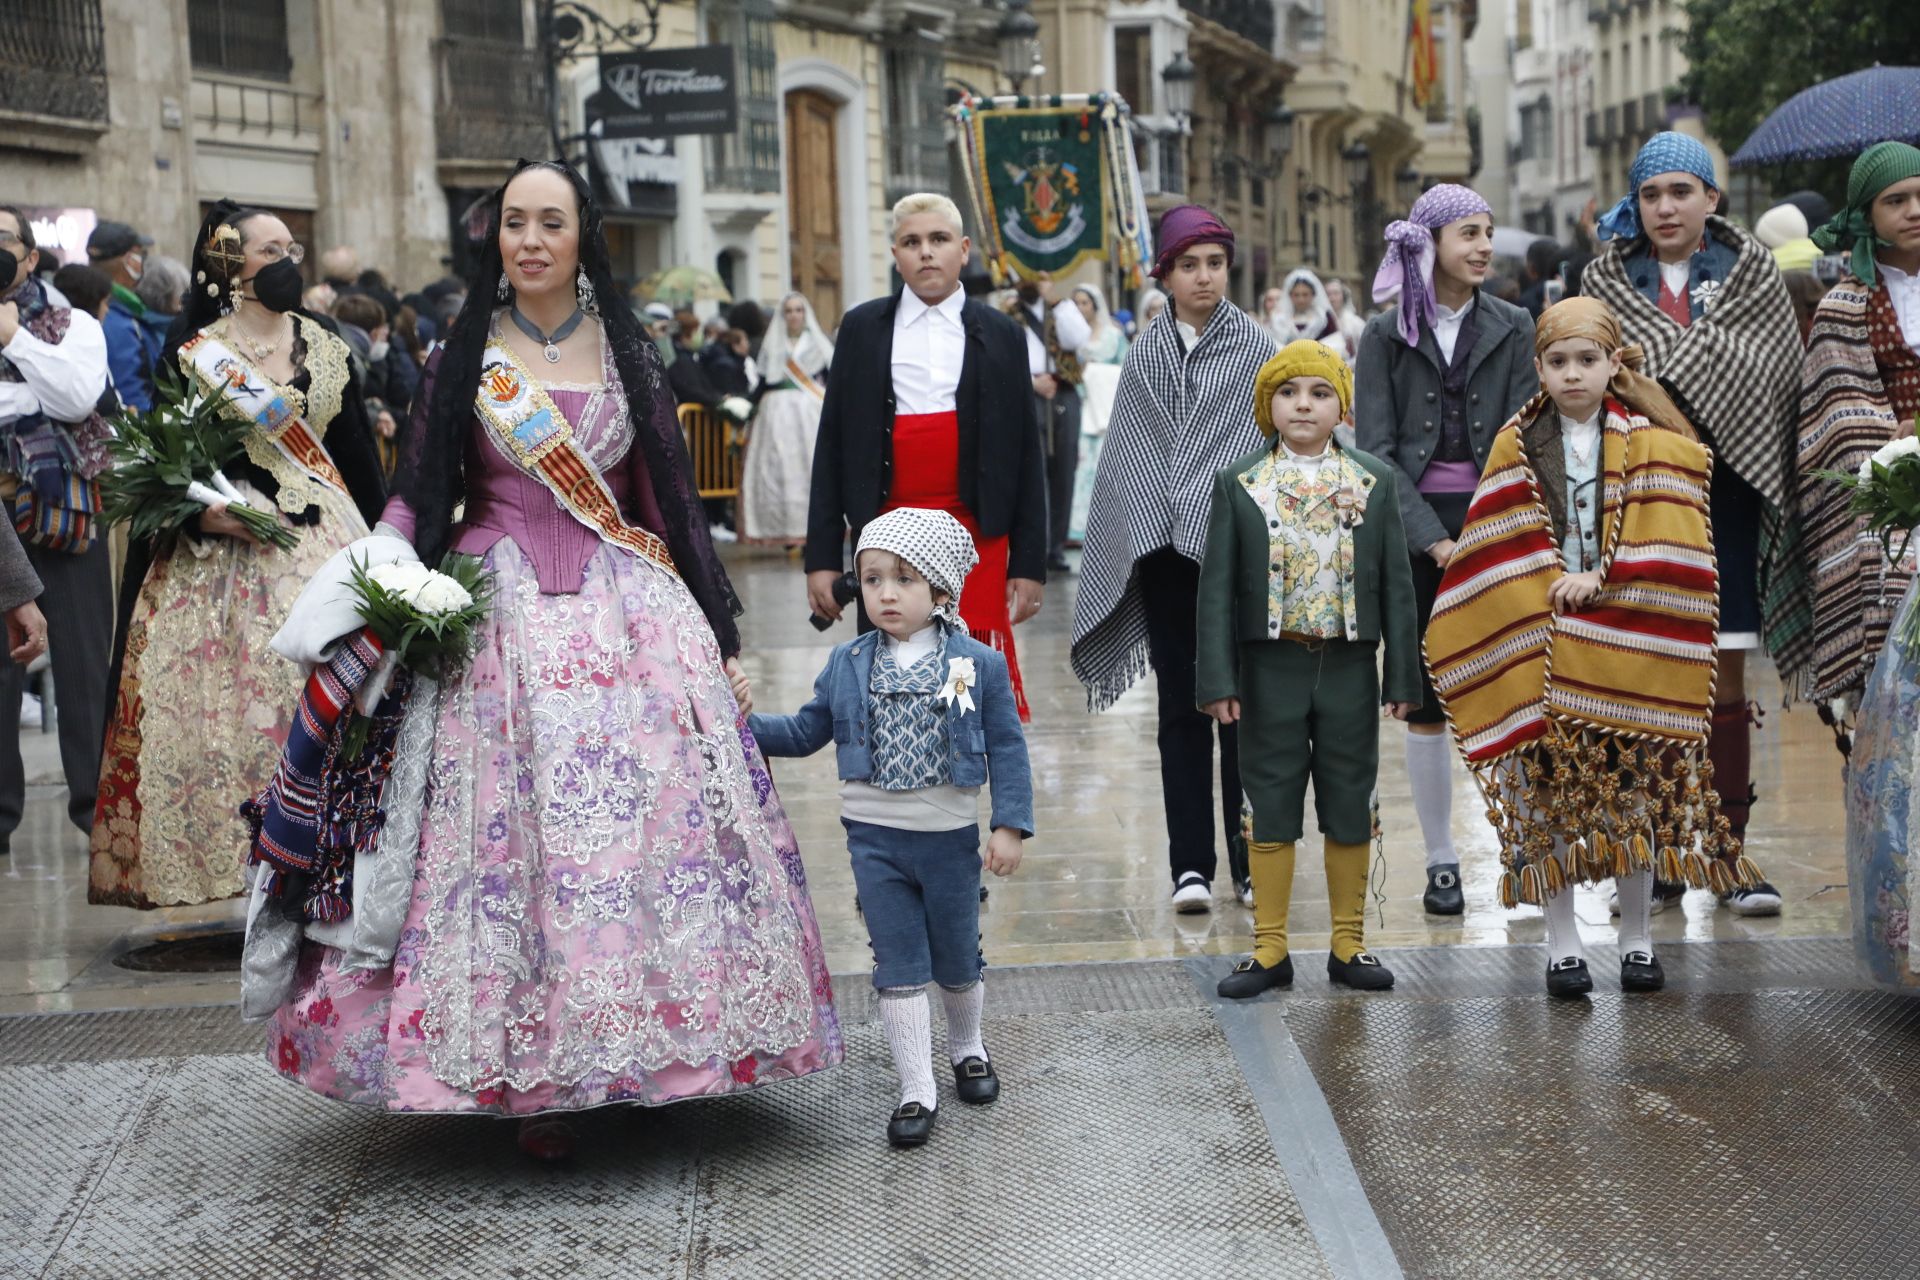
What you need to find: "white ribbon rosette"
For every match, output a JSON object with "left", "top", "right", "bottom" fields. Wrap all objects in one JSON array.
[{"left": 939, "top": 655, "right": 978, "bottom": 715}]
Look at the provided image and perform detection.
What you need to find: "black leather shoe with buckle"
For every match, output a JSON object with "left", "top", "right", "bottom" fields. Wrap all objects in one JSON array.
[
  {"left": 1546, "top": 956, "right": 1593, "bottom": 998},
  {"left": 887, "top": 1101, "right": 936, "bottom": 1147},
  {"left": 1327, "top": 950, "right": 1395, "bottom": 990},
  {"left": 1620, "top": 950, "right": 1665, "bottom": 992},
  {"left": 1216, "top": 954, "right": 1294, "bottom": 999},
  {"left": 1423, "top": 863, "right": 1465, "bottom": 915},
  {"left": 952, "top": 1056, "right": 1000, "bottom": 1105}
]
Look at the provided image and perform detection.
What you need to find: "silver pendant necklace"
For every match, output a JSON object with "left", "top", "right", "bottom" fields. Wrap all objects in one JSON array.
[{"left": 508, "top": 304, "right": 586, "bottom": 364}]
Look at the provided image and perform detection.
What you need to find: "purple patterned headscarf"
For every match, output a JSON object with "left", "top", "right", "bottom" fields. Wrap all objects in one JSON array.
[
  {"left": 1151, "top": 204, "right": 1236, "bottom": 280},
  {"left": 1371, "top": 183, "right": 1493, "bottom": 347}
]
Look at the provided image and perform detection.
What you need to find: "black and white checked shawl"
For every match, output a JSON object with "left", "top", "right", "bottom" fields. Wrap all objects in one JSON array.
[
  {"left": 1070, "top": 302, "right": 1276, "bottom": 711},
  {"left": 1583, "top": 216, "right": 1813, "bottom": 674}
]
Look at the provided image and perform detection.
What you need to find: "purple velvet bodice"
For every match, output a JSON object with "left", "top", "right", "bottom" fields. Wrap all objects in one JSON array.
[{"left": 381, "top": 365, "right": 669, "bottom": 595}]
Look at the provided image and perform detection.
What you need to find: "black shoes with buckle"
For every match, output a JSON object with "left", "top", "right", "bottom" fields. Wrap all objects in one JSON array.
[
  {"left": 887, "top": 1101, "right": 936, "bottom": 1147},
  {"left": 1327, "top": 950, "right": 1395, "bottom": 990},
  {"left": 1546, "top": 956, "right": 1593, "bottom": 998},
  {"left": 1423, "top": 863, "right": 1465, "bottom": 915},
  {"left": 1217, "top": 954, "right": 1294, "bottom": 999},
  {"left": 952, "top": 1056, "right": 999, "bottom": 1105},
  {"left": 1620, "top": 950, "right": 1665, "bottom": 992}
]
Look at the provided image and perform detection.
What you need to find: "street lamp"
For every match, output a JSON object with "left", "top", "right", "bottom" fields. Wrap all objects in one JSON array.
[
  {"left": 1265, "top": 103, "right": 1295, "bottom": 169},
  {"left": 997, "top": 0, "right": 1044, "bottom": 96},
  {"left": 1161, "top": 51, "right": 1196, "bottom": 130},
  {"left": 1341, "top": 141, "right": 1372, "bottom": 191}
]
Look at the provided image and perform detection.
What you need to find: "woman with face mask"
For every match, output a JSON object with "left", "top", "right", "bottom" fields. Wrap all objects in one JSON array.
[{"left": 88, "top": 199, "right": 389, "bottom": 912}]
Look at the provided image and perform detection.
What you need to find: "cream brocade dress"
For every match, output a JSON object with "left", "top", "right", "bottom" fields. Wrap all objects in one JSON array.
[{"left": 88, "top": 316, "right": 373, "bottom": 908}]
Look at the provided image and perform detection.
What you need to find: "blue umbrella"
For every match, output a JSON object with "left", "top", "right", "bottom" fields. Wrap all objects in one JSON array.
[{"left": 1731, "top": 65, "right": 1920, "bottom": 167}]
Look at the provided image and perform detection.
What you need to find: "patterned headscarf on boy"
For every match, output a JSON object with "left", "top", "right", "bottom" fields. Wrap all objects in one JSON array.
[
  {"left": 1811, "top": 141, "right": 1920, "bottom": 288},
  {"left": 1533, "top": 297, "right": 1697, "bottom": 440},
  {"left": 1595, "top": 131, "right": 1718, "bottom": 244},
  {"left": 1371, "top": 183, "right": 1494, "bottom": 348},
  {"left": 857, "top": 507, "right": 981, "bottom": 634}
]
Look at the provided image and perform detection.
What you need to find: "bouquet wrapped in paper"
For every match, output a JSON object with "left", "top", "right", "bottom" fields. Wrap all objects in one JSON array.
[{"left": 101, "top": 364, "right": 297, "bottom": 550}]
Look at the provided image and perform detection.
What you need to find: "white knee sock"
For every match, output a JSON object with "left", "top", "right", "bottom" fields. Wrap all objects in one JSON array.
[
  {"left": 878, "top": 987, "right": 937, "bottom": 1110},
  {"left": 1405, "top": 731, "right": 1457, "bottom": 868},
  {"left": 1542, "top": 853, "right": 1587, "bottom": 965},
  {"left": 939, "top": 979, "right": 987, "bottom": 1064},
  {"left": 1616, "top": 868, "right": 1655, "bottom": 958}
]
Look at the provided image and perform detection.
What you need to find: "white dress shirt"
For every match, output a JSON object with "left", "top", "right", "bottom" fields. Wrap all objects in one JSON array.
[
  {"left": 1658, "top": 258, "right": 1691, "bottom": 301},
  {"left": 1433, "top": 296, "right": 1476, "bottom": 364},
  {"left": 891, "top": 287, "right": 968, "bottom": 415},
  {"left": 1021, "top": 296, "right": 1092, "bottom": 378},
  {"left": 0, "top": 301, "right": 109, "bottom": 423},
  {"left": 1879, "top": 260, "right": 1920, "bottom": 358}
]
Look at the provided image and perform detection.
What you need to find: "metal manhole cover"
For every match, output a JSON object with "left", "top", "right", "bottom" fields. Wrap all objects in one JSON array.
[{"left": 111, "top": 929, "right": 245, "bottom": 972}]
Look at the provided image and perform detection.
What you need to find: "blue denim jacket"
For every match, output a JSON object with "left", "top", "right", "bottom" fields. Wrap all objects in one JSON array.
[
  {"left": 1624, "top": 234, "right": 1739, "bottom": 322},
  {"left": 749, "top": 628, "right": 1036, "bottom": 836}
]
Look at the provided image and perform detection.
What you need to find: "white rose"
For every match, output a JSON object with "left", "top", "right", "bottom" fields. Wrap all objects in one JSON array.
[
  {"left": 1871, "top": 437, "right": 1920, "bottom": 470},
  {"left": 408, "top": 570, "right": 474, "bottom": 615},
  {"left": 369, "top": 561, "right": 432, "bottom": 597}
]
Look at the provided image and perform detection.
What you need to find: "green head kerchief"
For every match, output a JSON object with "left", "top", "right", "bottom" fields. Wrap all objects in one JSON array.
[{"left": 1812, "top": 141, "right": 1920, "bottom": 287}]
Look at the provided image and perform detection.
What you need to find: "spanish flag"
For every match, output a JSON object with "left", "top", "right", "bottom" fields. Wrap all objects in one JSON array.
[{"left": 1409, "top": 0, "right": 1437, "bottom": 109}]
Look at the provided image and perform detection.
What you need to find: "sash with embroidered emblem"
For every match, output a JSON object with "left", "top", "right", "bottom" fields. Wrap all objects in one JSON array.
[
  {"left": 473, "top": 336, "right": 677, "bottom": 575},
  {"left": 180, "top": 331, "right": 347, "bottom": 494}
]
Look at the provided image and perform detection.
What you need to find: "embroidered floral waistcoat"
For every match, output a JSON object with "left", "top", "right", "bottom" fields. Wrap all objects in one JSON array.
[{"left": 1240, "top": 447, "right": 1375, "bottom": 640}]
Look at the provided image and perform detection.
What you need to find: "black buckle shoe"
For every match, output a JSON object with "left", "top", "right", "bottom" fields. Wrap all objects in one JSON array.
[
  {"left": 887, "top": 1101, "right": 937, "bottom": 1147},
  {"left": 952, "top": 1056, "right": 999, "bottom": 1105},
  {"left": 1423, "top": 863, "right": 1465, "bottom": 915},
  {"left": 1546, "top": 956, "right": 1593, "bottom": 999},
  {"left": 1327, "top": 950, "right": 1395, "bottom": 990},
  {"left": 1217, "top": 954, "right": 1294, "bottom": 999},
  {"left": 1620, "top": 950, "right": 1665, "bottom": 992}
]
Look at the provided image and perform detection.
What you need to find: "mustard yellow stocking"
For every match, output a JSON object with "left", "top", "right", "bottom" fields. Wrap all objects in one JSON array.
[
  {"left": 1248, "top": 840, "right": 1295, "bottom": 967},
  {"left": 1324, "top": 838, "right": 1371, "bottom": 963}
]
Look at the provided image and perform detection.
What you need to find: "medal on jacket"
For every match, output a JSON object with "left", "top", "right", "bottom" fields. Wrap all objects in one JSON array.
[{"left": 508, "top": 304, "right": 586, "bottom": 364}]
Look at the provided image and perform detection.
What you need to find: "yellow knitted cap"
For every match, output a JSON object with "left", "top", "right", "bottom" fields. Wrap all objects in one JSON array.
[{"left": 1254, "top": 340, "right": 1354, "bottom": 434}]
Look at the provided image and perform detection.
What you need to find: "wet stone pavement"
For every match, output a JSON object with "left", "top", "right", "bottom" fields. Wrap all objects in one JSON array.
[{"left": 2, "top": 545, "right": 1907, "bottom": 1279}]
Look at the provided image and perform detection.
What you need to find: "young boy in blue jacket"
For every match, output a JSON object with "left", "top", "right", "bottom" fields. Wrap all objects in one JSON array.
[{"left": 749, "top": 507, "right": 1033, "bottom": 1149}]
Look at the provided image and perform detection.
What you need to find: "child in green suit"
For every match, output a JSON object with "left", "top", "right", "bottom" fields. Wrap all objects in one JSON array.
[{"left": 1198, "top": 340, "right": 1422, "bottom": 994}]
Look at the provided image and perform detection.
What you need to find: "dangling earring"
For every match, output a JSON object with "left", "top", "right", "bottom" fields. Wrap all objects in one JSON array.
[
  {"left": 575, "top": 266, "right": 596, "bottom": 314},
  {"left": 497, "top": 271, "right": 511, "bottom": 302}
]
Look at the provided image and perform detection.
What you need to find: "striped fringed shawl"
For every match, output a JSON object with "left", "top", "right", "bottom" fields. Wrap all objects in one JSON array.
[
  {"left": 1795, "top": 276, "right": 1915, "bottom": 705},
  {"left": 1070, "top": 302, "right": 1274, "bottom": 711},
  {"left": 1583, "top": 217, "right": 1814, "bottom": 678},
  {"left": 1426, "top": 399, "right": 1763, "bottom": 904}
]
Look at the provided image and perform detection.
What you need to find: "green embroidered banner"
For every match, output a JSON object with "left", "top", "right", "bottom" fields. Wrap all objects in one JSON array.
[{"left": 971, "top": 106, "right": 1109, "bottom": 278}]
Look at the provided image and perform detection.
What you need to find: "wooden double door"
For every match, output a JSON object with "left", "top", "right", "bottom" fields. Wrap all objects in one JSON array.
[{"left": 785, "top": 89, "right": 842, "bottom": 329}]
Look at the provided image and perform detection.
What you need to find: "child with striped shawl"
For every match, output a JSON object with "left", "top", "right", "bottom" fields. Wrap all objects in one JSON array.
[
  {"left": 1797, "top": 142, "right": 1920, "bottom": 716},
  {"left": 1426, "top": 298, "right": 1766, "bottom": 998}
]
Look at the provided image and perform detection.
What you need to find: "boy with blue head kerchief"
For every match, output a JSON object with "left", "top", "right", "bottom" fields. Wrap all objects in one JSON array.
[
  {"left": 750, "top": 505, "right": 1033, "bottom": 1150},
  {"left": 1582, "top": 130, "right": 1803, "bottom": 920}
]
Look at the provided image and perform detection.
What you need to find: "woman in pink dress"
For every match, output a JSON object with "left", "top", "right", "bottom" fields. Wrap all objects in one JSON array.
[{"left": 265, "top": 160, "right": 842, "bottom": 1157}]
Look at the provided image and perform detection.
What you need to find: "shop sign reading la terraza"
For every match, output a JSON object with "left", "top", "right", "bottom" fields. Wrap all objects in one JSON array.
[{"left": 593, "top": 46, "right": 738, "bottom": 139}]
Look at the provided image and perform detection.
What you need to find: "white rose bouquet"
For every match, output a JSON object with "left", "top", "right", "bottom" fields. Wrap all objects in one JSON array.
[
  {"left": 1820, "top": 431, "right": 1920, "bottom": 653},
  {"left": 335, "top": 552, "right": 493, "bottom": 759}
]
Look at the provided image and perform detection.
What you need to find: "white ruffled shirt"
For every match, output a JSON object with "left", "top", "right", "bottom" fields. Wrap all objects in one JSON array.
[{"left": 1433, "top": 296, "right": 1475, "bottom": 364}]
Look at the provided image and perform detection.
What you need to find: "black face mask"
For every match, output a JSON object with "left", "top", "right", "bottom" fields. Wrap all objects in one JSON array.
[
  {"left": 243, "top": 258, "right": 304, "bottom": 313},
  {"left": 0, "top": 248, "right": 17, "bottom": 295}
]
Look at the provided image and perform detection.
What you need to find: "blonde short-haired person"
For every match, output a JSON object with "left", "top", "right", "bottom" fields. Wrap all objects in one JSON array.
[{"left": 805, "top": 191, "right": 1047, "bottom": 719}]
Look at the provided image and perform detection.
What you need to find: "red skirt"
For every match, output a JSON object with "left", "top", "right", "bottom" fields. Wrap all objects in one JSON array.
[{"left": 884, "top": 410, "right": 1029, "bottom": 721}]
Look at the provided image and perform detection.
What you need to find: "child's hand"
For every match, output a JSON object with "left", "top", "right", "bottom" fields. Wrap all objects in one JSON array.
[
  {"left": 1386, "top": 701, "right": 1417, "bottom": 721},
  {"left": 984, "top": 826, "right": 1024, "bottom": 877},
  {"left": 724, "top": 656, "right": 753, "bottom": 713},
  {"left": 1201, "top": 697, "right": 1240, "bottom": 725},
  {"left": 1547, "top": 570, "right": 1604, "bottom": 614}
]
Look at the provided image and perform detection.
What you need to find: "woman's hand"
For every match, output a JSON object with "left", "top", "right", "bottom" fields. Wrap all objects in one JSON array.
[
  {"left": 984, "top": 826, "right": 1025, "bottom": 877},
  {"left": 1385, "top": 701, "right": 1417, "bottom": 722},
  {"left": 724, "top": 656, "right": 753, "bottom": 714},
  {"left": 1008, "top": 577, "right": 1043, "bottom": 626},
  {"left": 197, "top": 502, "right": 262, "bottom": 547},
  {"left": 1202, "top": 696, "right": 1240, "bottom": 725},
  {"left": 1547, "top": 570, "right": 1604, "bottom": 614}
]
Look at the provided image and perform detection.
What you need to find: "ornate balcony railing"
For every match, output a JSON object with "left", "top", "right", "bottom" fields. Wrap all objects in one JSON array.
[
  {"left": 0, "top": 0, "right": 108, "bottom": 125},
  {"left": 433, "top": 36, "right": 550, "bottom": 164},
  {"left": 1179, "top": 0, "right": 1277, "bottom": 54}
]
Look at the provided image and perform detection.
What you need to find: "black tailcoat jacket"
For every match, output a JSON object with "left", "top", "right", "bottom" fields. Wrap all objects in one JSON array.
[{"left": 804, "top": 290, "right": 1048, "bottom": 583}]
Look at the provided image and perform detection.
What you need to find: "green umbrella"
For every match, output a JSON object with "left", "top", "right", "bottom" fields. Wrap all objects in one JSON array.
[{"left": 635, "top": 266, "right": 733, "bottom": 307}]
